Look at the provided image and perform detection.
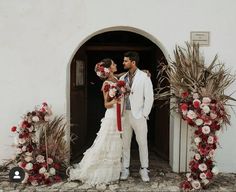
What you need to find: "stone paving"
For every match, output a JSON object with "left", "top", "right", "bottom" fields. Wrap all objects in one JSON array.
[{"left": 0, "top": 151, "right": 236, "bottom": 191}]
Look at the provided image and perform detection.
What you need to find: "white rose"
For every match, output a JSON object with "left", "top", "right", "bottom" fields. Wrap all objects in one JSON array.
[
  {"left": 202, "top": 97, "right": 211, "bottom": 105},
  {"left": 18, "top": 138, "right": 26, "bottom": 144},
  {"left": 200, "top": 172, "right": 207, "bottom": 180},
  {"left": 202, "top": 179, "right": 209, "bottom": 185},
  {"left": 109, "top": 88, "right": 116, "bottom": 98},
  {"left": 25, "top": 156, "right": 33, "bottom": 162},
  {"left": 210, "top": 113, "right": 217, "bottom": 119},
  {"left": 49, "top": 167, "right": 56, "bottom": 175},
  {"left": 47, "top": 158, "right": 53, "bottom": 164},
  {"left": 215, "top": 131, "right": 220, "bottom": 136},
  {"left": 32, "top": 116, "right": 40, "bottom": 122},
  {"left": 187, "top": 110, "right": 197, "bottom": 119},
  {"left": 36, "top": 155, "right": 45, "bottom": 163},
  {"left": 195, "top": 119, "right": 203, "bottom": 126},
  {"left": 207, "top": 136, "right": 214, "bottom": 144},
  {"left": 212, "top": 166, "right": 219, "bottom": 175},
  {"left": 96, "top": 71, "right": 101, "bottom": 77},
  {"left": 186, "top": 173, "right": 192, "bottom": 181},
  {"left": 194, "top": 137, "right": 202, "bottom": 144},
  {"left": 25, "top": 163, "right": 33, "bottom": 171},
  {"left": 44, "top": 172, "right": 50, "bottom": 179},
  {"left": 191, "top": 180, "right": 201, "bottom": 190},
  {"left": 39, "top": 167, "right": 47, "bottom": 174},
  {"left": 194, "top": 153, "right": 201, "bottom": 160},
  {"left": 104, "top": 68, "right": 110, "bottom": 73},
  {"left": 193, "top": 93, "right": 199, "bottom": 99},
  {"left": 44, "top": 115, "right": 50, "bottom": 121},
  {"left": 209, "top": 150, "right": 215, "bottom": 158},
  {"left": 22, "top": 146, "right": 27, "bottom": 152},
  {"left": 28, "top": 126, "right": 34, "bottom": 132},
  {"left": 16, "top": 148, "right": 22, "bottom": 154},
  {"left": 25, "top": 152, "right": 32, "bottom": 156},
  {"left": 202, "top": 126, "right": 210, "bottom": 134},
  {"left": 198, "top": 163, "right": 208, "bottom": 171},
  {"left": 202, "top": 105, "right": 210, "bottom": 114},
  {"left": 31, "top": 180, "right": 38, "bottom": 186}
]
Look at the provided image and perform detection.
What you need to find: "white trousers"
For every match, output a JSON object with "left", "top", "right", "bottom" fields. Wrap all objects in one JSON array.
[{"left": 122, "top": 110, "right": 149, "bottom": 169}]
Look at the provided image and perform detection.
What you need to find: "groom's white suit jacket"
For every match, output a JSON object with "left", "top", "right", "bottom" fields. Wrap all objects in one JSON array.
[{"left": 120, "top": 69, "right": 154, "bottom": 119}]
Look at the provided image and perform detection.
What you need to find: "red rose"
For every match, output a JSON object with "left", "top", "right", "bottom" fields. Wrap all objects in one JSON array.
[
  {"left": 180, "top": 103, "right": 188, "bottom": 111},
  {"left": 117, "top": 80, "right": 126, "bottom": 87},
  {"left": 53, "top": 163, "right": 60, "bottom": 169},
  {"left": 181, "top": 91, "right": 189, "bottom": 98},
  {"left": 206, "top": 170, "right": 213, "bottom": 179},
  {"left": 11, "top": 126, "right": 17, "bottom": 132},
  {"left": 53, "top": 175, "right": 62, "bottom": 182},
  {"left": 193, "top": 100, "right": 200, "bottom": 108},
  {"left": 103, "top": 84, "right": 110, "bottom": 92},
  {"left": 181, "top": 180, "right": 192, "bottom": 190}
]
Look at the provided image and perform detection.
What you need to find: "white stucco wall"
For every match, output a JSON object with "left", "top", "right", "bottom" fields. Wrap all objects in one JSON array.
[{"left": 0, "top": 0, "right": 236, "bottom": 172}]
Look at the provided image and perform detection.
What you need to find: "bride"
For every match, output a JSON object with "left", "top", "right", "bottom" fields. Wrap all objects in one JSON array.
[{"left": 68, "top": 58, "right": 124, "bottom": 185}]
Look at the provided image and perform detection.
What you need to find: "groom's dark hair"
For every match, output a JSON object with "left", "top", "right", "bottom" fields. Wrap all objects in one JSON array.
[{"left": 124, "top": 51, "right": 139, "bottom": 66}]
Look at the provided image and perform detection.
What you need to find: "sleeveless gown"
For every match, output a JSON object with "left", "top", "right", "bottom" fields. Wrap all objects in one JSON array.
[{"left": 69, "top": 81, "right": 123, "bottom": 185}]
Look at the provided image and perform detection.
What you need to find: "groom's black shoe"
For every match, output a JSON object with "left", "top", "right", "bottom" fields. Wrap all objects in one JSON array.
[{"left": 120, "top": 167, "right": 129, "bottom": 180}]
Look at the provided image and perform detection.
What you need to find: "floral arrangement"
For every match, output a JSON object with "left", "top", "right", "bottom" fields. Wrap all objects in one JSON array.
[
  {"left": 94, "top": 62, "right": 110, "bottom": 79},
  {"left": 156, "top": 43, "right": 235, "bottom": 190},
  {"left": 10, "top": 102, "right": 68, "bottom": 185},
  {"left": 103, "top": 80, "right": 127, "bottom": 132}
]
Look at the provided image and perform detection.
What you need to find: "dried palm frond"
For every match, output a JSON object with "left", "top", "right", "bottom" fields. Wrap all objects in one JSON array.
[
  {"left": 39, "top": 115, "right": 69, "bottom": 173},
  {"left": 156, "top": 42, "right": 236, "bottom": 102}
]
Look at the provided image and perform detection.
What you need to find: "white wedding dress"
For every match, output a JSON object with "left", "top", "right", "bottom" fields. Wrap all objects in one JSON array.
[{"left": 69, "top": 81, "right": 123, "bottom": 186}]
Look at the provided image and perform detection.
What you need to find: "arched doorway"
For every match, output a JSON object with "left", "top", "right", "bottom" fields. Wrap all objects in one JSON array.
[{"left": 69, "top": 31, "right": 170, "bottom": 165}]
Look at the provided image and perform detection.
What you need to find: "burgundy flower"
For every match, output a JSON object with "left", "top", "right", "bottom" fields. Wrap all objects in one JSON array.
[
  {"left": 117, "top": 80, "right": 126, "bottom": 87},
  {"left": 181, "top": 180, "right": 192, "bottom": 190},
  {"left": 11, "top": 126, "right": 17, "bottom": 132},
  {"left": 103, "top": 84, "right": 110, "bottom": 92},
  {"left": 181, "top": 91, "right": 189, "bottom": 98}
]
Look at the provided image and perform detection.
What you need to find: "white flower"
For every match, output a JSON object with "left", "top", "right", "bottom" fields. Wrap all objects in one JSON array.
[
  {"left": 194, "top": 153, "right": 201, "bottom": 160},
  {"left": 212, "top": 166, "right": 219, "bottom": 175},
  {"left": 104, "top": 68, "right": 110, "bottom": 73},
  {"left": 39, "top": 167, "right": 47, "bottom": 174},
  {"left": 202, "top": 97, "right": 211, "bottom": 105},
  {"left": 186, "top": 173, "right": 192, "bottom": 181},
  {"left": 44, "top": 115, "right": 50, "bottom": 121},
  {"left": 18, "top": 138, "right": 26, "bottom": 144},
  {"left": 215, "top": 131, "right": 220, "bottom": 136},
  {"left": 204, "top": 120, "right": 212, "bottom": 125},
  {"left": 207, "top": 136, "right": 214, "bottom": 144},
  {"left": 25, "top": 156, "right": 33, "bottom": 162},
  {"left": 44, "top": 172, "right": 50, "bottom": 179},
  {"left": 25, "top": 163, "right": 33, "bottom": 171},
  {"left": 22, "top": 146, "right": 27, "bottom": 152},
  {"left": 47, "top": 158, "right": 53, "bottom": 164},
  {"left": 209, "top": 149, "right": 215, "bottom": 158},
  {"left": 96, "top": 71, "right": 101, "bottom": 77},
  {"left": 194, "top": 137, "right": 202, "bottom": 144},
  {"left": 22, "top": 172, "right": 29, "bottom": 184},
  {"left": 32, "top": 116, "right": 39, "bottom": 122},
  {"left": 31, "top": 180, "right": 38, "bottom": 186},
  {"left": 200, "top": 172, "right": 207, "bottom": 180},
  {"left": 195, "top": 119, "right": 203, "bottom": 126},
  {"left": 187, "top": 110, "right": 197, "bottom": 119},
  {"left": 49, "top": 167, "right": 56, "bottom": 175},
  {"left": 109, "top": 88, "right": 116, "bottom": 98},
  {"left": 210, "top": 113, "right": 217, "bottom": 119},
  {"left": 25, "top": 152, "right": 32, "bottom": 156},
  {"left": 36, "top": 155, "right": 45, "bottom": 163},
  {"left": 202, "top": 179, "right": 209, "bottom": 185},
  {"left": 191, "top": 180, "right": 201, "bottom": 190},
  {"left": 202, "top": 126, "right": 210, "bottom": 134},
  {"left": 198, "top": 163, "right": 208, "bottom": 171},
  {"left": 202, "top": 105, "right": 210, "bottom": 114},
  {"left": 16, "top": 148, "right": 22, "bottom": 154},
  {"left": 28, "top": 126, "right": 34, "bottom": 132},
  {"left": 193, "top": 93, "right": 199, "bottom": 99}
]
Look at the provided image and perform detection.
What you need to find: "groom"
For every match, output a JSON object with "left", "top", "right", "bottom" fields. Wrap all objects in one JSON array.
[{"left": 120, "top": 51, "right": 154, "bottom": 182}]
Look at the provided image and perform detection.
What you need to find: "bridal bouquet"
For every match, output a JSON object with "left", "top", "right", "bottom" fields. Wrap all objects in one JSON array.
[{"left": 103, "top": 80, "right": 127, "bottom": 132}]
